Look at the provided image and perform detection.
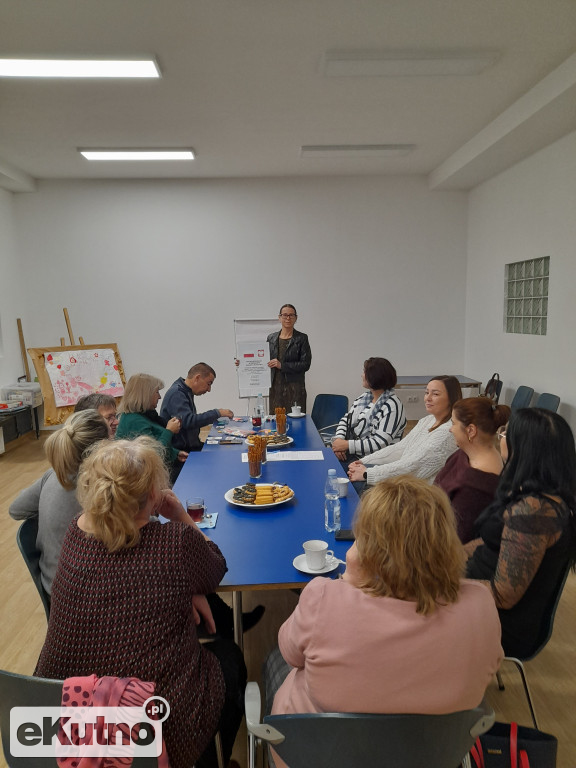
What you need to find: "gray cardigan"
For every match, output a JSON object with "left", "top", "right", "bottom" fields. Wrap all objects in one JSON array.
[{"left": 9, "top": 469, "right": 80, "bottom": 594}]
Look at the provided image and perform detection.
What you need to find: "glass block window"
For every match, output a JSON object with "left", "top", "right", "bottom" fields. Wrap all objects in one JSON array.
[{"left": 504, "top": 257, "right": 549, "bottom": 335}]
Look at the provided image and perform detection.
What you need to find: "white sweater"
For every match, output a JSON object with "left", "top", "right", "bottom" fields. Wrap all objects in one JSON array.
[{"left": 361, "top": 414, "right": 457, "bottom": 485}]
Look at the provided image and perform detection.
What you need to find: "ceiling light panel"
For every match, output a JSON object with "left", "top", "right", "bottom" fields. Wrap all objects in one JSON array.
[
  {"left": 300, "top": 145, "right": 415, "bottom": 158},
  {"left": 80, "top": 150, "right": 194, "bottom": 161},
  {"left": 0, "top": 59, "right": 161, "bottom": 78},
  {"left": 323, "top": 50, "right": 499, "bottom": 77}
]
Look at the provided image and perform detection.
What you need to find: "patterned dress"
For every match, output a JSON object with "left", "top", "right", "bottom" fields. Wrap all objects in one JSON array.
[{"left": 35, "top": 517, "right": 227, "bottom": 768}]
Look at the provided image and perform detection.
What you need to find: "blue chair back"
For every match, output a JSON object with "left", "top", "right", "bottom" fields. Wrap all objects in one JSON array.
[
  {"left": 311, "top": 394, "right": 349, "bottom": 432},
  {"left": 16, "top": 517, "right": 51, "bottom": 620},
  {"left": 510, "top": 385, "right": 534, "bottom": 410},
  {"left": 534, "top": 393, "right": 560, "bottom": 413}
]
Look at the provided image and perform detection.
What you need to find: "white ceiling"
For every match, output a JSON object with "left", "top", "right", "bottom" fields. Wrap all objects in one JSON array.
[{"left": 1, "top": 0, "right": 576, "bottom": 191}]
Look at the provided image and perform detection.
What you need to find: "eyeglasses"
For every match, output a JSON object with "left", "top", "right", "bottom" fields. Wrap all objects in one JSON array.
[
  {"left": 106, "top": 413, "right": 118, "bottom": 424},
  {"left": 497, "top": 430, "right": 507, "bottom": 440},
  {"left": 280, "top": 313, "right": 296, "bottom": 319}
]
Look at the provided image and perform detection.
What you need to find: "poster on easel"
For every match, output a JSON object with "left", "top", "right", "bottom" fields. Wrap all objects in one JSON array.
[{"left": 28, "top": 343, "right": 126, "bottom": 425}]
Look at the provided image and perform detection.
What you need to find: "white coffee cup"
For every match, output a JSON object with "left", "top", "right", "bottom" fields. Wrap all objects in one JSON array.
[
  {"left": 303, "top": 540, "right": 334, "bottom": 570},
  {"left": 291, "top": 405, "right": 302, "bottom": 415},
  {"left": 336, "top": 477, "right": 349, "bottom": 497}
]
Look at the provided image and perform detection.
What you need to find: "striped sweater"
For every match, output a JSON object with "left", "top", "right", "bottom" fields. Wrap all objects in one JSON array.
[{"left": 334, "top": 391, "right": 406, "bottom": 457}]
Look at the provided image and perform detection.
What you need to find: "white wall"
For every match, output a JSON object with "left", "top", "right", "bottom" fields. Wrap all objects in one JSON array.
[
  {"left": 11, "top": 175, "right": 468, "bottom": 415},
  {"left": 0, "top": 188, "right": 26, "bottom": 385},
  {"left": 465, "top": 130, "right": 576, "bottom": 428}
]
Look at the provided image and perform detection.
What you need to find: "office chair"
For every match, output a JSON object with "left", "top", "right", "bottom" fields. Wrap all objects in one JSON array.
[
  {"left": 496, "top": 560, "right": 572, "bottom": 729},
  {"left": 509, "top": 386, "right": 534, "bottom": 410},
  {"left": 16, "top": 517, "right": 51, "bottom": 620},
  {"left": 246, "top": 682, "right": 495, "bottom": 768},
  {"left": 534, "top": 393, "right": 560, "bottom": 413},
  {"left": 310, "top": 394, "right": 349, "bottom": 445}
]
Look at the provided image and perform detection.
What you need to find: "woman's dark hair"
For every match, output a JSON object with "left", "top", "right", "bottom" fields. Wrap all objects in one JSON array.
[
  {"left": 278, "top": 304, "right": 297, "bottom": 317},
  {"left": 498, "top": 408, "right": 576, "bottom": 509},
  {"left": 427, "top": 375, "right": 463, "bottom": 430},
  {"left": 452, "top": 397, "right": 510, "bottom": 436},
  {"left": 364, "top": 357, "right": 397, "bottom": 391}
]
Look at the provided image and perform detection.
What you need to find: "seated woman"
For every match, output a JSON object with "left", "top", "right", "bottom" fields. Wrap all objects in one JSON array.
[
  {"left": 347, "top": 375, "right": 462, "bottom": 489},
  {"left": 268, "top": 476, "right": 502, "bottom": 737},
  {"left": 435, "top": 397, "right": 510, "bottom": 543},
  {"left": 466, "top": 408, "right": 576, "bottom": 658},
  {"left": 35, "top": 437, "right": 246, "bottom": 768},
  {"left": 116, "top": 373, "right": 188, "bottom": 481},
  {"left": 9, "top": 409, "right": 109, "bottom": 595},
  {"left": 331, "top": 357, "right": 406, "bottom": 465}
]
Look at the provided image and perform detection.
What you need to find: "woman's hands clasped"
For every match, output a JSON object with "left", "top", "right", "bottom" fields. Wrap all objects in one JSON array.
[{"left": 347, "top": 461, "right": 366, "bottom": 482}]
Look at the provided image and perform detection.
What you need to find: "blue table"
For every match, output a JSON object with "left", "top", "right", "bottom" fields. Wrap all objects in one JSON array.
[{"left": 173, "top": 415, "right": 359, "bottom": 645}]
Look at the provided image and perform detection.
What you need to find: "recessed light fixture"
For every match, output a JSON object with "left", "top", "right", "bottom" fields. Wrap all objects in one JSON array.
[
  {"left": 300, "top": 145, "right": 415, "bottom": 158},
  {"left": 323, "top": 50, "right": 499, "bottom": 77},
  {"left": 79, "top": 149, "right": 194, "bottom": 161},
  {"left": 0, "top": 58, "right": 161, "bottom": 78}
]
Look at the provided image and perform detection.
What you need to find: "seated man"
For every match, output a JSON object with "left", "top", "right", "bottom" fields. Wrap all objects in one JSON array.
[
  {"left": 74, "top": 392, "right": 119, "bottom": 437},
  {"left": 160, "top": 362, "right": 234, "bottom": 452}
]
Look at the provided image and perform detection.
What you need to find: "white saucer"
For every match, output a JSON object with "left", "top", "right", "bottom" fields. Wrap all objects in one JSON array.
[
  {"left": 292, "top": 553, "right": 340, "bottom": 575},
  {"left": 288, "top": 412, "right": 305, "bottom": 418}
]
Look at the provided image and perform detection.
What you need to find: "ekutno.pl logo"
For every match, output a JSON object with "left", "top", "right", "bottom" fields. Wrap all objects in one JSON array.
[{"left": 10, "top": 696, "right": 170, "bottom": 758}]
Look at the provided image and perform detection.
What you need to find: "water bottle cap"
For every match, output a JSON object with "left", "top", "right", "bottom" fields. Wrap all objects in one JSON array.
[{"left": 328, "top": 469, "right": 336, "bottom": 476}]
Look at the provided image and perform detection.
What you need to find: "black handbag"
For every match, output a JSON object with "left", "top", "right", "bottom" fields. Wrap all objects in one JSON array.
[
  {"left": 470, "top": 721, "right": 558, "bottom": 768},
  {"left": 483, "top": 372, "right": 502, "bottom": 403}
]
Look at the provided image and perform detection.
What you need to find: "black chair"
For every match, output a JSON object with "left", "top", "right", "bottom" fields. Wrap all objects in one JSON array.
[
  {"left": 310, "top": 394, "right": 349, "bottom": 445},
  {"left": 0, "top": 668, "right": 224, "bottom": 767},
  {"left": 509, "top": 385, "right": 534, "bottom": 410},
  {"left": 246, "top": 682, "right": 494, "bottom": 768},
  {"left": 496, "top": 559, "right": 572, "bottom": 729},
  {"left": 0, "top": 669, "right": 161, "bottom": 767},
  {"left": 16, "top": 517, "right": 51, "bottom": 620},
  {"left": 534, "top": 392, "right": 560, "bottom": 412}
]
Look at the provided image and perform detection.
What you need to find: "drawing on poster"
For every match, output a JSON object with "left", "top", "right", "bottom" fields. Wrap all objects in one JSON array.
[{"left": 44, "top": 347, "right": 124, "bottom": 407}]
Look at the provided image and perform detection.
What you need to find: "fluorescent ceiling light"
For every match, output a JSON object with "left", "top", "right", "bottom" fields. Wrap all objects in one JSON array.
[
  {"left": 0, "top": 59, "right": 160, "bottom": 78},
  {"left": 323, "top": 50, "right": 499, "bottom": 77},
  {"left": 301, "top": 145, "right": 415, "bottom": 158},
  {"left": 80, "top": 150, "right": 194, "bottom": 161}
]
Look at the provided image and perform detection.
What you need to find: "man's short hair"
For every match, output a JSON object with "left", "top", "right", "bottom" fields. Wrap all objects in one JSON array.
[
  {"left": 187, "top": 362, "right": 216, "bottom": 379},
  {"left": 74, "top": 393, "right": 117, "bottom": 412}
]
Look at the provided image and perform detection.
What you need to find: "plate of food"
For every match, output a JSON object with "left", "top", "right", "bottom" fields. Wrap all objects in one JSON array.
[
  {"left": 244, "top": 433, "right": 293, "bottom": 449},
  {"left": 225, "top": 482, "right": 295, "bottom": 509}
]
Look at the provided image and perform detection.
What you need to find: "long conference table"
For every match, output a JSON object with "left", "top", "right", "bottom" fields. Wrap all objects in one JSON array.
[{"left": 173, "top": 415, "right": 359, "bottom": 647}]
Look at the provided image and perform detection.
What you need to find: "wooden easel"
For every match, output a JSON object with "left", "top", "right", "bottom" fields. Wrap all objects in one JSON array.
[{"left": 26, "top": 308, "right": 126, "bottom": 425}]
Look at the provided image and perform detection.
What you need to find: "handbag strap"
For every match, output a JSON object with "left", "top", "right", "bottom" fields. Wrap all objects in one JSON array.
[{"left": 470, "top": 738, "right": 484, "bottom": 768}]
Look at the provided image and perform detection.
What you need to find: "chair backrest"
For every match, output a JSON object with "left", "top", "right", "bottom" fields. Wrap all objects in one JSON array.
[
  {"left": 264, "top": 707, "right": 494, "bottom": 768},
  {"left": 510, "top": 385, "right": 534, "bottom": 410},
  {"left": 16, "top": 517, "right": 51, "bottom": 620},
  {"left": 311, "top": 394, "right": 349, "bottom": 432},
  {"left": 534, "top": 392, "right": 560, "bottom": 413},
  {"left": 0, "top": 669, "right": 159, "bottom": 767},
  {"left": 519, "top": 558, "right": 573, "bottom": 662}
]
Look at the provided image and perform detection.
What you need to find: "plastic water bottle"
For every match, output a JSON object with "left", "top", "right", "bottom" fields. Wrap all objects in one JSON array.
[
  {"left": 325, "top": 469, "right": 341, "bottom": 532},
  {"left": 257, "top": 393, "right": 264, "bottom": 419}
]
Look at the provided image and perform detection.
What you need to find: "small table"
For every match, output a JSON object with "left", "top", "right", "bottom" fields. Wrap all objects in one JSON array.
[
  {"left": 173, "top": 415, "right": 359, "bottom": 646},
  {"left": 0, "top": 405, "right": 41, "bottom": 454}
]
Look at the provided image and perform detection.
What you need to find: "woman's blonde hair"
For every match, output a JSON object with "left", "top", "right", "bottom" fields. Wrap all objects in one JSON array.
[
  {"left": 353, "top": 475, "right": 465, "bottom": 615},
  {"left": 45, "top": 410, "right": 109, "bottom": 490},
  {"left": 120, "top": 373, "right": 164, "bottom": 414},
  {"left": 76, "top": 437, "right": 169, "bottom": 552}
]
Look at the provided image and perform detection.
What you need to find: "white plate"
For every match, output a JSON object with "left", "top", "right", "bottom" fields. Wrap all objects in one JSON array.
[
  {"left": 288, "top": 412, "right": 305, "bottom": 418},
  {"left": 225, "top": 484, "right": 295, "bottom": 509},
  {"left": 292, "top": 554, "right": 341, "bottom": 575},
  {"left": 244, "top": 435, "right": 294, "bottom": 449}
]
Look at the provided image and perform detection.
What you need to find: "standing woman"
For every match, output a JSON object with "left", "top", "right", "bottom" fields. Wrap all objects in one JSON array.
[
  {"left": 435, "top": 397, "right": 510, "bottom": 543},
  {"left": 116, "top": 373, "right": 188, "bottom": 480},
  {"left": 267, "top": 304, "right": 312, "bottom": 413}
]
